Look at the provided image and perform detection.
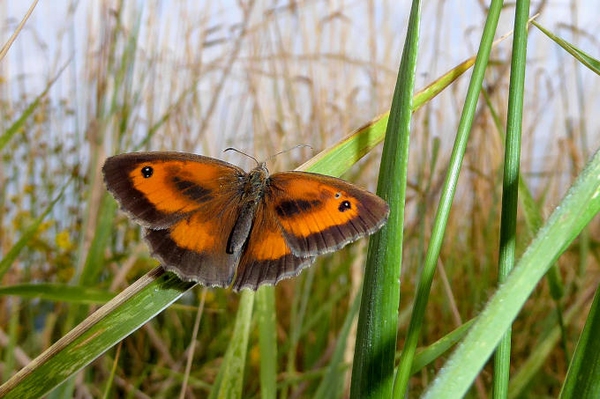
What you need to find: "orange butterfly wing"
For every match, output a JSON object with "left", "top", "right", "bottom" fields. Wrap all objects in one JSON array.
[
  {"left": 232, "top": 171, "right": 389, "bottom": 290},
  {"left": 103, "top": 152, "right": 247, "bottom": 287}
]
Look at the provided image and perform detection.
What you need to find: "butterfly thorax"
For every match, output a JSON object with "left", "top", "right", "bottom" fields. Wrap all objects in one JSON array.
[
  {"left": 243, "top": 162, "right": 269, "bottom": 202},
  {"left": 226, "top": 163, "right": 270, "bottom": 255}
]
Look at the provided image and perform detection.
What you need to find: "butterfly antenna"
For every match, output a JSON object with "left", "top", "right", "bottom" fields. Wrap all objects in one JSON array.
[
  {"left": 223, "top": 148, "right": 260, "bottom": 166},
  {"left": 265, "top": 144, "right": 313, "bottom": 163}
]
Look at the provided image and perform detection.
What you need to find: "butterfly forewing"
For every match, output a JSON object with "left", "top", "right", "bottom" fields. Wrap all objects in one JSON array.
[
  {"left": 103, "top": 152, "right": 245, "bottom": 229},
  {"left": 266, "top": 172, "right": 390, "bottom": 257}
]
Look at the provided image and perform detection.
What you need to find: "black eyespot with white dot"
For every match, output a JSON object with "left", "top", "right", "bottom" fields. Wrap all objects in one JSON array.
[
  {"left": 334, "top": 192, "right": 342, "bottom": 199},
  {"left": 338, "top": 200, "right": 352, "bottom": 212},
  {"left": 141, "top": 166, "right": 153, "bottom": 178}
]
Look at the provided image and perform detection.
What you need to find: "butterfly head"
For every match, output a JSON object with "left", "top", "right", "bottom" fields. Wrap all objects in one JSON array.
[{"left": 247, "top": 162, "right": 270, "bottom": 193}]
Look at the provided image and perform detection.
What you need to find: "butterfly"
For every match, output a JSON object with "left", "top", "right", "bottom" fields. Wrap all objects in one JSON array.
[{"left": 102, "top": 151, "right": 389, "bottom": 291}]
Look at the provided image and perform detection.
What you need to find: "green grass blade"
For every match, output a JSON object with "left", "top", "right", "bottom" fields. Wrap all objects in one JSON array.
[
  {"left": 0, "top": 283, "right": 114, "bottom": 304},
  {"left": 532, "top": 20, "right": 600, "bottom": 75},
  {"left": 79, "top": 194, "right": 118, "bottom": 285},
  {"left": 494, "top": 0, "right": 531, "bottom": 394},
  {"left": 314, "top": 290, "right": 361, "bottom": 399},
  {"left": 509, "top": 288, "right": 593, "bottom": 397},
  {"left": 423, "top": 145, "right": 600, "bottom": 398},
  {"left": 209, "top": 290, "right": 254, "bottom": 399},
  {"left": 350, "top": 0, "right": 421, "bottom": 397},
  {"left": 410, "top": 319, "right": 476, "bottom": 375},
  {"left": 559, "top": 286, "right": 600, "bottom": 398},
  {"left": 0, "top": 268, "right": 194, "bottom": 399},
  {"left": 256, "top": 285, "right": 277, "bottom": 399}
]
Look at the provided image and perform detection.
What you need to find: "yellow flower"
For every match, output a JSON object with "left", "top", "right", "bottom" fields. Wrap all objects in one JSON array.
[{"left": 55, "top": 230, "right": 74, "bottom": 251}]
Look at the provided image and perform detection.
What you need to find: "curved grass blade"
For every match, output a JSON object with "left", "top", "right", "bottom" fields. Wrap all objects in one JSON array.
[{"left": 0, "top": 268, "right": 194, "bottom": 399}]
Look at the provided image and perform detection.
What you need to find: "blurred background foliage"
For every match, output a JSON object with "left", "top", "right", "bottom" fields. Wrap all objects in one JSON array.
[{"left": 0, "top": 1, "right": 599, "bottom": 397}]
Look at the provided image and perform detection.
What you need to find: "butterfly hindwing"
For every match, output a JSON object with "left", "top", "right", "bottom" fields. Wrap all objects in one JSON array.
[
  {"left": 145, "top": 206, "right": 243, "bottom": 287},
  {"left": 232, "top": 200, "right": 315, "bottom": 291}
]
